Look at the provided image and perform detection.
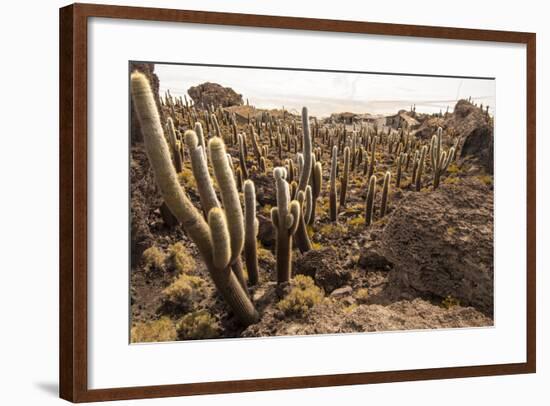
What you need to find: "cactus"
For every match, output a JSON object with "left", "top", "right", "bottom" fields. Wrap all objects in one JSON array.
[
  {"left": 184, "top": 130, "right": 220, "bottom": 216},
  {"left": 415, "top": 145, "right": 428, "bottom": 191},
  {"left": 194, "top": 122, "right": 207, "bottom": 161},
  {"left": 329, "top": 146, "right": 338, "bottom": 222},
  {"left": 367, "top": 136, "right": 377, "bottom": 180},
  {"left": 297, "top": 107, "right": 312, "bottom": 193},
  {"left": 430, "top": 127, "right": 456, "bottom": 189},
  {"left": 365, "top": 175, "right": 377, "bottom": 226},
  {"left": 130, "top": 72, "right": 258, "bottom": 326},
  {"left": 243, "top": 180, "right": 259, "bottom": 286},
  {"left": 209, "top": 138, "right": 244, "bottom": 266},
  {"left": 294, "top": 188, "right": 313, "bottom": 253},
  {"left": 339, "top": 146, "right": 350, "bottom": 208},
  {"left": 307, "top": 161, "right": 322, "bottom": 225},
  {"left": 396, "top": 152, "right": 406, "bottom": 189},
  {"left": 165, "top": 118, "right": 183, "bottom": 173},
  {"left": 237, "top": 133, "right": 249, "bottom": 180},
  {"left": 380, "top": 171, "right": 391, "bottom": 217},
  {"left": 271, "top": 167, "right": 301, "bottom": 283}
]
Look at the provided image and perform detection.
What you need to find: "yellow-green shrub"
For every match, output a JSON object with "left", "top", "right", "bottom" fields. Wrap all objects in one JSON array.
[
  {"left": 166, "top": 242, "right": 196, "bottom": 273},
  {"left": 277, "top": 275, "right": 324, "bottom": 317},
  {"left": 177, "top": 311, "right": 220, "bottom": 340},
  {"left": 131, "top": 317, "right": 177, "bottom": 343},
  {"left": 354, "top": 288, "right": 369, "bottom": 304},
  {"left": 441, "top": 295, "right": 460, "bottom": 309},
  {"left": 142, "top": 246, "right": 165, "bottom": 272},
  {"left": 162, "top": 273, "right": 205, "bottom": 308}
]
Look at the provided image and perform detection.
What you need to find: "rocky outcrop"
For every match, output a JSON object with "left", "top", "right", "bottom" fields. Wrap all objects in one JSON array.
[
  {"left": 130, "top": 62, "right": 161, "bottom": 144},
  {"left": 380, "top": 178, "right": 494, "bottom": 316},
  {"left": 187, "top": 82, "right": 243, "bottom": 109},
  {"left": 294, "top": 247, "right": 351, "bottom": 293}
]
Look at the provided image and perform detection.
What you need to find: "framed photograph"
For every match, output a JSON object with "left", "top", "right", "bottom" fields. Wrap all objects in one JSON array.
[{"left": 59, "top": 3, "right": 536, "bottom": 402}]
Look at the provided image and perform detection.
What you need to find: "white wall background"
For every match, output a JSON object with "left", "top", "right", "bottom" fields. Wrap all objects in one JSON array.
[{"left": 0, "top": 0, "right": 546, "bottom": 405}]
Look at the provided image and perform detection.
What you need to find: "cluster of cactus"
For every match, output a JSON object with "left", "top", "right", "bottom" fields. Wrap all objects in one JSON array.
[
  {"left": 131, "top": 71, "right": 259, "bottom": 326},
  {"left": 430, "top": 127, "right": 455, "bottom": 189},
  {"left": 364, "top": 171, "right": 391, "bottom": 226},
  {"left": 271, "top": 167, "right": 301, "bottom": 283}
]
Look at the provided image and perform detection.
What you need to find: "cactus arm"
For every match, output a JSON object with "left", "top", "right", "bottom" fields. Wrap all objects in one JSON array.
[
  {"left": 208, "top": 208, "right": 231, "bottom": 270},
  {"left": 209, "top": 137, "right": 245, "bottom": 267},
  {"left": 185, "top": 130, "right": 220, "bottom": 215},
  {"left": 166, "top": 118, "right": 183, "bottom": 173}
]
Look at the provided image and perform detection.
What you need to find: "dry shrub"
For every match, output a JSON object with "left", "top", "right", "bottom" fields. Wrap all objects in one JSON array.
[
  {"left": 177, "top": 311, "right": 220, "bottom": 340},
  {"left": 131, "top": 317, "right": 177, "bottom": 343},
  {"left": 166, "top": 242, "right": 196, "bottom": 273},
  {"left": 162, "top": 273, "right": 205, "bottom": 309},
  {"left": 354, "top": 288, "right": 369, "bottom": 304},
  {"left": 277, "top": 275, "right": 324, "bottom": 317},
  {"left": 142, "top": 246, "right": 165, "bottom": 272}
]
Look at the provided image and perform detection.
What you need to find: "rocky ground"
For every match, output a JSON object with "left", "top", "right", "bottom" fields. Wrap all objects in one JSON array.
[{"left": 129, "top": 71, "right": 494, "bottom": 342}]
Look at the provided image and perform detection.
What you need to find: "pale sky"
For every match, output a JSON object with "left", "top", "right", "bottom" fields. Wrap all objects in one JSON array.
[{"left": 155, "top": 63, "right": 495, "bottom": 118}]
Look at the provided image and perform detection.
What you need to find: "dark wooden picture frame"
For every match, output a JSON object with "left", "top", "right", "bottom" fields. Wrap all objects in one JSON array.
[{"left": 59, "top": 3, "right": 536, "bottom": 402}]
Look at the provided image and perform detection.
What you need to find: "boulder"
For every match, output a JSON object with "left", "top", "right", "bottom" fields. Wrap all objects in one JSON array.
[
  {"left": 294, "top": 247, "right": 350, "bottom": 293},
  {"left": 187, "top": 82, "right": 244, "bottom": 109},
  {"left": 381, "top": 178, "right": 494, "bottom": 316}
]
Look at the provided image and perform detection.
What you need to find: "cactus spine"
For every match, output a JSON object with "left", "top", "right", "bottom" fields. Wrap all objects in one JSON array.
[
  {"left": 243, "top": 180, "right": 259, "bottom": 286},
  {"left": 380, "top": 171, "right": 391, "bottom": 217},
  {"left": 130, "top": 72, "right": 258, "bottom": 326},
  {"left": 271, "top": 167, "right": 300, "bottom": 283},
  {"left": 365, "top": 175, "right": 377, "bottom": 226}
]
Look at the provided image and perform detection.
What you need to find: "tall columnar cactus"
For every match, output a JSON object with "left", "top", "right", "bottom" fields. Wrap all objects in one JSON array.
[
  {"left": 297, "top": 107, "right": 312, "bottom": 193},
  {"left": 294, "top": 188, "right": 313, "bottom": 253},
  {"left": 184, "top": 130, "right": 220, "bottom": 216},
  {"left": 271, "top": 167, "right": 301, "bottom": 283},
  {"left": 249, "top": 125, "right": 262, "bottom": 165},
  {"left": 380, "top": 171, "right": 391, "bottom": 217},
  {"left": 194, "top": 122, "right": 207, "bottom": 161},
  {"left": 430, "top": 127, "right": 456, "bottom": 189},
  {"left": 211, "top": 113, "right": 221, "bottom": 138},
  {"left": 165, "top": 118, "right": 183, "bottom": 173},
  {"left": 415, "top": 145, "right": 428, "bottom": 191},
  {"left": 396, "top": 152, "right": 406, "bottom": 189},
  {"left": 243, "top": 180, "right": 260, "bottom": 286},
  {"left": 367, "top": 136, "right": 377, "bottom": 180},
  {"left": 329, "top": 146, "right": 338, "bottom": 222},
  {"left": 130, "top": 72, "right": 258, "bottom": 326},
  {"left": 237, "top": 133, "right": 249, "bottom": 180},
  {"left": 307, "top": 161, "right": 322, "bottom": 225},
  {"left": 339, "top": 146, "right": 350, "bottom": 208},
  {"left": 209, "top": 138, "right": 244, "bottom": 267},
  {"left": 365, "top": 175, "right": 377, "bottom": 226}
]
